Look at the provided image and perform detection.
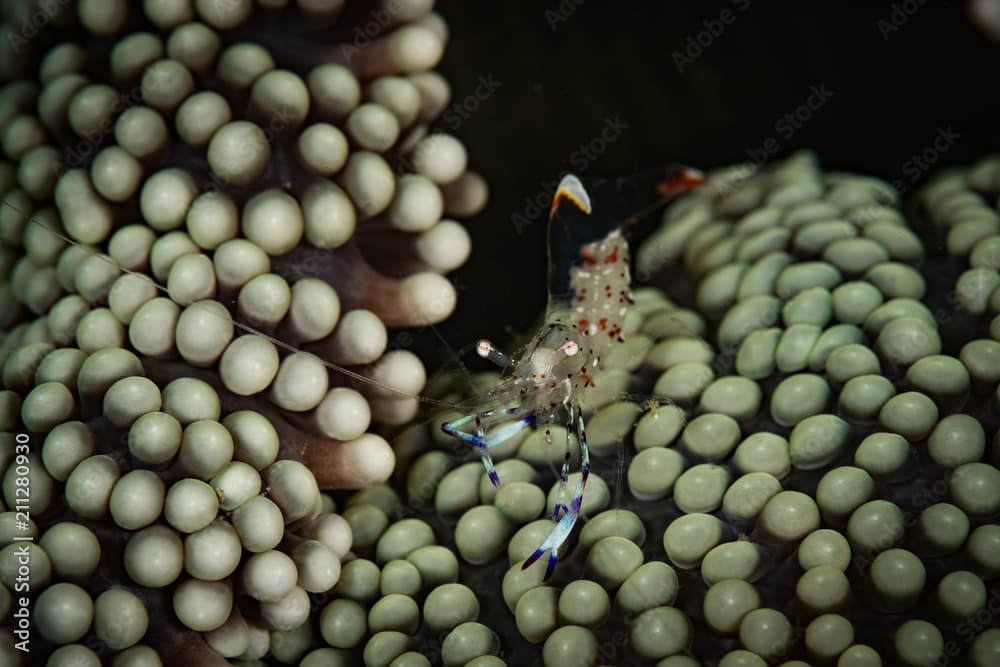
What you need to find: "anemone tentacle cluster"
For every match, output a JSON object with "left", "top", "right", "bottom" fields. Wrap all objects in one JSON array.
[
  {"left": 0, "top": 0, "right": 485, "bottom": 664},
  {"left": 2, "top": 2, "right": 1000, "bottom": 665}
]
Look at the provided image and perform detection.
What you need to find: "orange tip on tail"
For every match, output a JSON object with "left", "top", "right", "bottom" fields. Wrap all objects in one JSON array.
[{"left": 549, "top": 174, "right": 593, "bottom": 221}]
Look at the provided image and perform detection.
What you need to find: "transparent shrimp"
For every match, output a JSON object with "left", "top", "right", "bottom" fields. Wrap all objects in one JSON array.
[{"left": 442, "top": 168, "right": 705, "bottom": 580}]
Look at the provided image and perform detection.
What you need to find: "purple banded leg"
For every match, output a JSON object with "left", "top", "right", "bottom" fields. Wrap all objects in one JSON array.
[
  {"left": 552, "top": 433, "right": 572, "bottom": 520},
  {"left": 572, "top": 405, "right": 591, "bottom": 517},
  {"left": 522, "top": 407, "right": 590, "bottom": 581},
  {"left": 522, "top": 508, "right": 575, "bottom": 580},
  {"left": 441, "top": 409, "right": 535, "bottom": 487}
]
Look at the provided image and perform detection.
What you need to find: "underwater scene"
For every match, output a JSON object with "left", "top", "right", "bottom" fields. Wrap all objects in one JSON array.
[{"left": 1, "top": 1, "right": 999, "bottom": 665}]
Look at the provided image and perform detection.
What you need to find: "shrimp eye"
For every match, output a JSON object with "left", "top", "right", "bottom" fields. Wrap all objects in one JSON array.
[{"left": 559, "top": 340, "right": 580, "bottom": 357}]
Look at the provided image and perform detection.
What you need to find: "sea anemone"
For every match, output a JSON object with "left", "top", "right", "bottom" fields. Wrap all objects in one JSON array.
[
  {"left": 3, "top": 2, "right": 1000, "bottom": 666},
  {"left": 0, "top": 0, "right": 484, "bottom": 664}
]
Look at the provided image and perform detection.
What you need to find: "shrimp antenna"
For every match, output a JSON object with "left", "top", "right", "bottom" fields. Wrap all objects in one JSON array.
[{"left": 620, "top": 164, "right": 706, "bottom": 229}]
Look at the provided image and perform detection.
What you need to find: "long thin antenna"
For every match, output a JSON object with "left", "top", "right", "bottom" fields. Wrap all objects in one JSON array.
[
  {"left": 620, "top": 165, "right": 707, "bottom": 229},
  {"left": 0, "top": 195, "right": 460, "bottom": 409},
  {"left": 422, "top": 319, "right": 482, "bottom": 398}
]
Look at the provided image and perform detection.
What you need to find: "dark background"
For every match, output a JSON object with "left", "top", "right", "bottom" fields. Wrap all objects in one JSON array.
[{"left": 408, "top": 0, "right": 1000, "bottom": 371}]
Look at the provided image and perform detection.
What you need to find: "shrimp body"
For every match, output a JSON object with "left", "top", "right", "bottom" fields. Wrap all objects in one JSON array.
[
  {"left": 443, "top": 169, "right": 704, "bottom": 580},
  {"left": 441, "top": 174, "right": 620, "bottom": 579}
]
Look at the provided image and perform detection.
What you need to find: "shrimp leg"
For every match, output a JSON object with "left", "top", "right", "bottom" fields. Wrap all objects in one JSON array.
[
  {"left": 441, "top": 408, "right": 535, "bottom": 486},
  {"left": 551, "top": 428, "right": 573, "bottom": 520},
  {"left": 550, "top": 402, "right": 579, "bottom": 519},
  {"left": 522, "top": 406, "right": 590, "bottom": 580}
]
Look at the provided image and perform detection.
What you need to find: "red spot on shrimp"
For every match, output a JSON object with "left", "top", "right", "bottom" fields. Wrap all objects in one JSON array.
[{"left": 658, "top": 165, "right": 707, "bottom": 196}]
